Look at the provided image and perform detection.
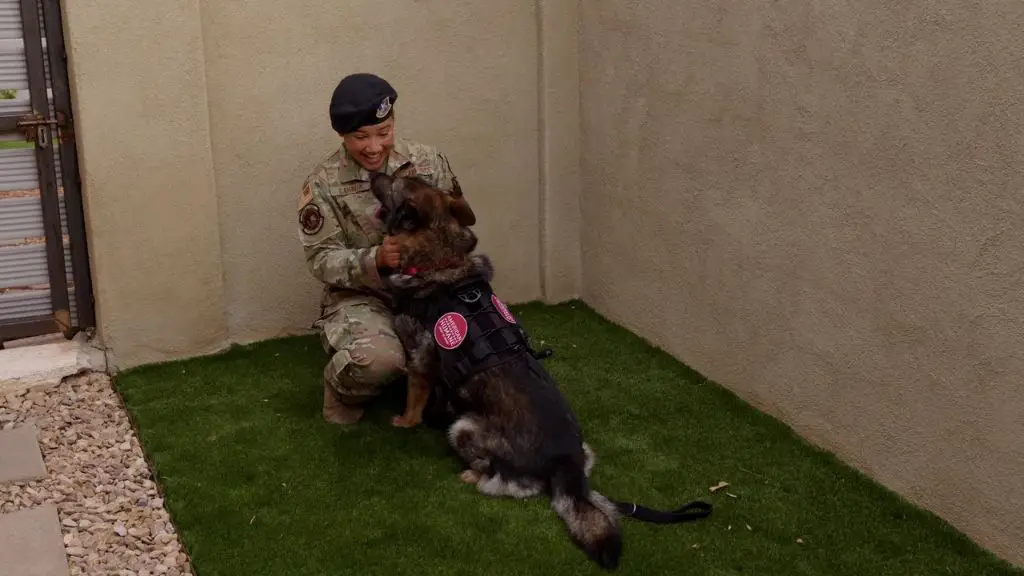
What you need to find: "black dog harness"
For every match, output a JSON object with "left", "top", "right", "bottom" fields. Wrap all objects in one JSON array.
[{"left": 397, "top": 275, "right": 528, "bottom": 389}]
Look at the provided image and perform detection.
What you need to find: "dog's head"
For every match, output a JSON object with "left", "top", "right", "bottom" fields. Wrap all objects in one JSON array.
[
  {"left": 369, "top": 172, "right": 481, "bottom": 283},
  {"left": 370, "top": 172, "right": 423, "bottom": 236}
]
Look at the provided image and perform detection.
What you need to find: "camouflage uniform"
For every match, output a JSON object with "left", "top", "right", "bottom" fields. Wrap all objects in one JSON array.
[{"left": 298, "top": 137, "right": 463, "bottom": 403}]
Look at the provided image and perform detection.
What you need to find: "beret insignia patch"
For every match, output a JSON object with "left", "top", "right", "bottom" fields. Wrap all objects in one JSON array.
[
  {"left": 376, "top": 96, "right": 392, "bottom": 119},
  {"left": 300, "top": 203, "right": 324, "bottom": 235}
]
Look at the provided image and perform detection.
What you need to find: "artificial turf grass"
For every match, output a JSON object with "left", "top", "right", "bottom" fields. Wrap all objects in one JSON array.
[{"left": 113, "top": 300, "right": 1022, "bottom": 576}]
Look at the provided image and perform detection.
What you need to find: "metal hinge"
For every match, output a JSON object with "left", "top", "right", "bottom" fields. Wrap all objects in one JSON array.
[{"left": 17, "top": 111, "right": 69, "bottom": 148}]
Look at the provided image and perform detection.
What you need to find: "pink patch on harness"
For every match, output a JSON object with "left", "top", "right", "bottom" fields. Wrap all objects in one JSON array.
[
  {"left": 434, "top": 312, "right": 469, "bottom": 350},
  {"left": 492, "top": 294, "right": 516, "bottom": 324}
]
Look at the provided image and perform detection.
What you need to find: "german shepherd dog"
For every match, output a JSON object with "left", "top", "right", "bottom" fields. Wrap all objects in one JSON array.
[{"left": 369, "top": 172, "right": 624, "bottom": 570}]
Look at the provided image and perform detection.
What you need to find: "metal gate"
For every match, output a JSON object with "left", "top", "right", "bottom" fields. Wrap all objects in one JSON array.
[{"left": 0, "top": 0, "right": 92, "bottom": 344}]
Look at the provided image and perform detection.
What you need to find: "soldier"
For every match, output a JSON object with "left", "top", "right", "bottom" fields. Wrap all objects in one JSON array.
[{"left": 297, "top": 72, "right": 476, "bottom": 425}]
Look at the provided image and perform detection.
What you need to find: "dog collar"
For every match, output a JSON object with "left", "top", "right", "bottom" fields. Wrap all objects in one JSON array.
[{"left": 404, "top": 258, "right": 461, "bottom": 277}]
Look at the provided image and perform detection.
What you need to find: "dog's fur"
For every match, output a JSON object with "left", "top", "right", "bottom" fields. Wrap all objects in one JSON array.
[{"left": 369, "top": 172, "right": 623, "bottom": 570}]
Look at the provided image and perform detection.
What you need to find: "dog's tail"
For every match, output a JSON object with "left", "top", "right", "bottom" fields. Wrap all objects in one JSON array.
[{"left": 548, "top": 454, "right": 622, "bottom": 571}]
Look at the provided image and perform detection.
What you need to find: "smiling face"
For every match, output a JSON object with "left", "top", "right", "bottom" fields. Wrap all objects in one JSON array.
[{"left": 342, "top": 116, "right": 395, "bottom": 172}]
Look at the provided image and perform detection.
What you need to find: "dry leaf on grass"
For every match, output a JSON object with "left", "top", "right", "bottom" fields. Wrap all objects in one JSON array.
[{"left": 709, "top": 481, "right": 730, "bottom": 493}]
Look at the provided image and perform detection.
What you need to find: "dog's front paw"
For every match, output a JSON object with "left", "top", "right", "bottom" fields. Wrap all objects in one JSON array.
[
  {"left": 390, "top": 414, "right": 422, "bottom": 428},
  {"left": 460, "top": 469, "right": 481, "bottom": 484}
]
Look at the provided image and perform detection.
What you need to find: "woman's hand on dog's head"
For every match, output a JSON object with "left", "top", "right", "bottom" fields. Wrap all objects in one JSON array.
[{"left": 376, "top": 235, "right": 402, "bottom": 269}]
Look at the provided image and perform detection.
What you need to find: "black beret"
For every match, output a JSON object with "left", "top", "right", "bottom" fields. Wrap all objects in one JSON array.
[{"left": 329, "top": 73, "right": 398, "bottom": 134}]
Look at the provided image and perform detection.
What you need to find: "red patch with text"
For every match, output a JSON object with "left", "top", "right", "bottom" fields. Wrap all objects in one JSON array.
[
  {"left": 492, "top": 294, "right": 516, "bottom": 324},
  {"left": 434, "top": 312, "right": 469, "bottom": 350}
]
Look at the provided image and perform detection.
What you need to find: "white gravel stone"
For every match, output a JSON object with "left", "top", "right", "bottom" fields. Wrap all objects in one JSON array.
[{"left": 0, "top": 372, "right": 194, "bottom": 575}]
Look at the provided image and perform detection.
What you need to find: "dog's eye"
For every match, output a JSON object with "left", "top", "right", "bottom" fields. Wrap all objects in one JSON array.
[{"left": 399, "top": 212, "right": 420, "bottom": 230}]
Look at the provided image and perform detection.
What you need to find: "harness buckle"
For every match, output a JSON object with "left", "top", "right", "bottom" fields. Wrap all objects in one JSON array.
[{"left": 457, "top": 288, "right": 482, "bottom": 304}]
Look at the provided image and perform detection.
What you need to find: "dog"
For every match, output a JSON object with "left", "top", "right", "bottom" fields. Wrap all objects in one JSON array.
[{"left": 369, "top": 171, "right": 623, "bottom": 570}]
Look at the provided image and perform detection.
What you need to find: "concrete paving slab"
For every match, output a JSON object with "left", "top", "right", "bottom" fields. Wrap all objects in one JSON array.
[
  {"left": 0, "top": 504, "right": 70, "bottom": 576},
  {"left": 0, "top": 340, "right": 106, "bottom": 396},
  {"left": 1, "top": 332, "right": 67, "bottom": 349},
  {"left": 0, "top": 424, "right": 47, "bottom": 483}
]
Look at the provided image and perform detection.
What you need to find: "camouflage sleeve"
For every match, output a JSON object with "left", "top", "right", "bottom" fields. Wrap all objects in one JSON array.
[
  {"left": 409, "top": 147, "right": 461, "bottom": 196},
  {"left": 432, "top": 152, "right": 458, "bottom": 194},
  {"left": 297, "top": 175, "right": 383, "bottom": 290}
]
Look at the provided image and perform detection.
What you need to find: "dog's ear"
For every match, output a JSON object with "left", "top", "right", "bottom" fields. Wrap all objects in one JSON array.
[
  {"left": 369, "top": 171, "right": 397, "bottom": 206},
  {"left": 371, "top": 172, "right": 417, "bottom": 227},
  {"left": 447, "top": 195, "right": 476, "bottom": 227}
]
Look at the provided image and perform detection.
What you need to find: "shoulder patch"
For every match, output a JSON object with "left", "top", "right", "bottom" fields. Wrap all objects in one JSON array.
[
  {"left": 299, "top": 202, "right": 324, "bottom": 235},
  {"left": 298, "top": 181, "right": 314, "bottom": 210}
]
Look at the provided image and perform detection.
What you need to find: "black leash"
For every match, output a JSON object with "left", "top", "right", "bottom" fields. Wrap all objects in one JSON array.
[
  {"left": 519, "top": 326, "right": 554, "bottom": 360},
  {"left": 612, "top": 499, "right": 713, "bottom": 524}
]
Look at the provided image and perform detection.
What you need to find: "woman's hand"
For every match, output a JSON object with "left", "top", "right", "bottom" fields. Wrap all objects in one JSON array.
[{"left": 376, "top": 235, "right": 402, "bottom": 269}]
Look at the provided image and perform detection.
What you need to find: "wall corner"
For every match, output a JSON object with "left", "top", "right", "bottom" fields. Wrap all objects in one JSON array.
[{"left": 537, "top": 0, "right": 583, "bottom": 304}]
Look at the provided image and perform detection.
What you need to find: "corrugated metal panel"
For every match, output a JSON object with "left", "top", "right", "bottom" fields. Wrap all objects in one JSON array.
[
  {"left": 0, "top": 0, "right": 31, "bottom": 114},
  {"left": 0, "top": 0, "right": 22, "bottom": 87},
  {"left": 0, "top": 195, "right": 42, "bottom": 243},
  {"left": 0, "top": 242, "right": 45, "bottom": 286},
  {"left": 0, "top": 39, "right": 26, "bottom": 89},
  {"left": 0, "top": 287, "right": 49, "bottom": 320},
  {"left": 0, "top": 0, "right": 22, "bottom": 41},
  {"left": 0, "top": 0, "right": 51, "bottom": 328},
  {"left": 0, "top": 140, "right": 40, "bottom": 191}
]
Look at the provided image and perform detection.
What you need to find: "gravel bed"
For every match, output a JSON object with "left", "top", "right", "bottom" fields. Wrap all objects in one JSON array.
[{"left": 0, "top": 371, "right": 194, "bottom": 576}]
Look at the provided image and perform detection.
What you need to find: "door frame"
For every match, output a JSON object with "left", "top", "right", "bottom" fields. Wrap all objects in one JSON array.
[{"left": 0, "top": 0, "right": 93, "bottom": 343}]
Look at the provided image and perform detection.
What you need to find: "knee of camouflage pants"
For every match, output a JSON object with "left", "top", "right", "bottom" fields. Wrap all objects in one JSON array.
[{"left": 317, "top": 297, "right": 406, "bottom": 402}]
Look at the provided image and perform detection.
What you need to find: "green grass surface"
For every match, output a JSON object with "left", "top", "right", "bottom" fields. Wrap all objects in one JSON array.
[{"left": 114, "top": 301, "right": 1021, "bottom": 576}]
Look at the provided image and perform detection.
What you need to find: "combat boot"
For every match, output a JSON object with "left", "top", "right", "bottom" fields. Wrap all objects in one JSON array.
[{"left": 322, "top": 377, "right": 365, "bottom": 425}]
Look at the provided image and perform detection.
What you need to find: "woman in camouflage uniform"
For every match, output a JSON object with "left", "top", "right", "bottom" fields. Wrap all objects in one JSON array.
[{"left": 297, "top": 73, "right": 475, "bottom": 425}]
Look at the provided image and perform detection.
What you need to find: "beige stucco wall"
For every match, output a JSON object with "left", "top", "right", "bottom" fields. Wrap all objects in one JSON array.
[
  {"left": 198, "top": 1, "right": 549, "bottom": 345},
  {"left": 60, "top": 1, "right": 582, "bottom": 368},
  {"left": 61, "top": 0, "right": 229, "bottom": 368},
  {"left": 579, "top": 0, "right": 1024, "bottom": 566},
  {"left": 538, "top": 0, "right": 582, "bottom": 302}
]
